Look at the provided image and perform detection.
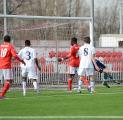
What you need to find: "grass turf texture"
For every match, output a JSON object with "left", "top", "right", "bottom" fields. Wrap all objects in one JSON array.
[{"left": 0, "top": 86, "right": 123, "bottom": 120}]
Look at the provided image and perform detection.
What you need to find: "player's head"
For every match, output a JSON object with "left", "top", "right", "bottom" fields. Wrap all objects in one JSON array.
[
  {"left": 4, "top": 35, "right": 11, "bottom": 43},
  {"left": 83, "top": 36, "right": 90, "bottom": 44},
  {"left": 71, "top": 37, "right": 77, "bottom": 46},
  {"left": 25, "top": 40, "right": 31, "bottom": 46}
]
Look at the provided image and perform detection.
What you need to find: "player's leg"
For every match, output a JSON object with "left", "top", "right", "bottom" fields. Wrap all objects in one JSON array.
[
  {"left": 81, "top": 76, "right": 89, "bottom": 86},
  {"left": 0, "top": 69, "right": 13, "bottom": 97},
  {"left": 22, "top": 77, "right": 27, "bottom": 96},
  {"left": 28, "top": 68, "right": 39, "bottom": 94},
  {"left": 32, "top": 79, "right": 39, "bottom": 94},
  {"left": 102, "top": 72, "right": 110, "bottom": 88},
  {"left": 95, "top": 62, "right": 111, "bottom": 88},
  {"left": 77, "top": 68, "right": 86, "bottom": 93},
  {"left": 68, "top": 74, "right": 74, "bottom": 91},
  {"left": 89, "top": 76, "right": 95, "bottom": 93},
  {"left": 67, "top": 66, "right": 75, "bottom": 91},
  {"left": 104, "top": 72, "right": 120, "bottom": 85},
  {"left": 103, "top": 67, "right": 120, "bottom": 84},
  {"left": 77, "top": 76, "right": 83, "bottom": 93},
  {"left": 79, "top": 76, "right": 91, "bottom": 92},
  {"left": 86, "top": 68, "right": 95, "bottom": 93},
  {"left": 21, "top": 67, "right": 27, "bottom": 96}
]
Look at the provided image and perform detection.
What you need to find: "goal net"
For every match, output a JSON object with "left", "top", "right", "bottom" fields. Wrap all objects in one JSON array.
[{"left": 0, "top": 18, "right": 91, "bottom": 89}]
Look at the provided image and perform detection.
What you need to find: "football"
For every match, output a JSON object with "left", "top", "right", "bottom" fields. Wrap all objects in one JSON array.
[{"left": 57, "top": 58, "right": 63, "bottom": 62}]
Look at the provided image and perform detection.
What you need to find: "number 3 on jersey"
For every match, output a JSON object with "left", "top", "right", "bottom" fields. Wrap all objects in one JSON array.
[
  {"left": 1, "top": 48, "right": 8, "bottom": 57},
  {"left": 26, "top": 51, "right": 31, "bottom": 60},
  {"left": 84, "top": 48, "right": 88, "bottom": 56}
]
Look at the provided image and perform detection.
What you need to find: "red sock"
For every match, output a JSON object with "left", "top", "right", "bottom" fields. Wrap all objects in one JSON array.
[
  {"left": 68, "top": 79, "right": 72, "bottom": 91},
  {"left": 0, "top": 81, "right": 10, "bottom": 97},
  {"left": 81, "top": 77, "right": 89, "bottom": 86}
]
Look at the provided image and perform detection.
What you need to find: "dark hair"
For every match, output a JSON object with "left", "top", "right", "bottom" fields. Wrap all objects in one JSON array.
[
  {"left": 25, "top": 40, "right": 31, "bottom": 46},
  {"left": 83, "top": 36, "right": 90, "bottom": 44},
  {"left": 71, "top": 37, "right": 77, "bottom": 45},
  {"left": 4, "top": 35, "right": 11, "bottom": 42}
]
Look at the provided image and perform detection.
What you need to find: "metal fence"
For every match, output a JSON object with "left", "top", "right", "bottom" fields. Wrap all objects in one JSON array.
[{"left": 3, "top": 59, "right": 121, "bottom": 89}]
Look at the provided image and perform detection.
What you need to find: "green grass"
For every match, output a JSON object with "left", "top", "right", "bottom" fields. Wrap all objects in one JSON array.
[{"left": 0, "top": 86, "right": 123, "bottom": 120}]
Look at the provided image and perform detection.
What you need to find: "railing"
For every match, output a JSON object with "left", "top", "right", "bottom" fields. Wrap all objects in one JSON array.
[{"left": 5, "top": 59, "right": 122, "bottom": 89}]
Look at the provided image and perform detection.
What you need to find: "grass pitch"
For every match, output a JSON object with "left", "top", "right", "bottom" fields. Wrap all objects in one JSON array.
[{"left": 0, "top": 86, "right": 123, "bottom": 120}]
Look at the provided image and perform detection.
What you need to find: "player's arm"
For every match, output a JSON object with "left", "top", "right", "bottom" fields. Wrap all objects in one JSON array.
[
  {"left": 35, "top": 58, "right": 41, "bottom": 71},
  {"left": 58, "top": 47, "right": 74, "bottom": 62},
  {"left": 34, "top": 50, "right": 41, "bottom": 71},
  {"left": 11, "top": 45, "right": 25, "bottom": 65},
  {"left": 57, "top": 52, "right": 71, "bottom": 62}
]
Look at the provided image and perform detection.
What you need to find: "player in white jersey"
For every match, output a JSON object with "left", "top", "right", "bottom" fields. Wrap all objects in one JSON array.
[
  {"left": 18, "top": 40, "right": 41, "bottom": 96},
  {"left": 77, "top": 36, "right": 99, "bottom": 93}
]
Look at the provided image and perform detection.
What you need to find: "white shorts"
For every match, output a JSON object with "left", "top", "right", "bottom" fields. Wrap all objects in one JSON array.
[
  {"left": 21, "top": 66, "right": 38, "bottom": 79},
  {"left": 78, "top": 68, "right": 94, "bottom": 76},
  {"left": 68, "top": 66, "right": 79, "bottom": 75},
  {"left": 0, "top": 69, "right": 13, "bottom": 80}
]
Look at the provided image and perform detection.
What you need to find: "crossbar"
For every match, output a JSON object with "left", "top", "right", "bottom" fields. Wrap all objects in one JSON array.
[{"left": 0, "top": 14, "right": 92, "bottom": 21}]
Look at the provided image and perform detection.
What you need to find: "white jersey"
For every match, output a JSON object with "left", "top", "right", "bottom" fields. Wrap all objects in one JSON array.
[
  {"left": 78, "top": 43, "right": 95, "bottom": 68},
  {"left": 18, "top": 47, "right": 37, "bottom": 68}
]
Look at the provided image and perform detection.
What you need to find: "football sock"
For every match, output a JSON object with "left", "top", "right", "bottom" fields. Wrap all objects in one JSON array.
[
  {"left": 90, "top": 80, "right": 95, "bottom": 92},
  {"left": 78, "top": 79, "right": 83, "bottom": 91},
  {"left": 0, "top": 81, "right": 10, "bottom": 97},
  {"left": 82, "top": 76, "right": 89, "bottom": 86},
  {"left": 22, "top": 81, "right": 26, "bottom": 96},
  {"left": 68, "top": 79, "right": 72, "bottom": 91},
  {"left": 33, "top": 81, "right": 38, "bottom": 90}
]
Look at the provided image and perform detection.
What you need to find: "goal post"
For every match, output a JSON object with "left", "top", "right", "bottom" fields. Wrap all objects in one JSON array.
[
  {"left": 0, "top": 0, "right": 95, "bottom": 89},
  {"left": 0, "top": 16, "right": 93, "bottom": 89}
]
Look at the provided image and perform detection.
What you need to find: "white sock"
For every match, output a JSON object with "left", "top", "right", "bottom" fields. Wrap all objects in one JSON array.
[
  {"left": 22, "top": 81, "right": 26, "bottom": 96},
  {"left": 78, "top": 80, "right": 83, "bottom": 91},
  {"left": 90, "top": 80, "right": 95, "bottom": 92},
  {"left": 33, "top": 81, "right": 38, "bottom": 90}
]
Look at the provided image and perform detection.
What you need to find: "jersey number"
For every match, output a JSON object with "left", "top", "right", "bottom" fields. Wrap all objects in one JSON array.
[
  {"left": 1, "top": 48, "right": 8, "bottom": 57},
  {"left": 26, "top": 51, "right": 31, "bottom": 60},
  {"left": 84, "top": 48, "right": 88, "bottom": 56}
]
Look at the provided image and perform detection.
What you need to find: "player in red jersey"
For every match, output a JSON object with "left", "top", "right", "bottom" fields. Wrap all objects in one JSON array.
[
  {"left": 0, "top": 35, "right": 25, "bottom": 99},
  {"left": 58, "top": 37, "right": 80, "bottom": 91}
]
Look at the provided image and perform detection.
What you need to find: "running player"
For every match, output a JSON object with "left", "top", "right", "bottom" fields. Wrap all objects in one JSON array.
[
  {"left": 77, "top": 36, "right": 99, "bottom": 93},
  {"left": 18, "top": 40, "right": 41, "bottom": 96},
  {"left": 0, "top": 35, "right": 25, "bottom": 99},
  {"left": 58, "top": 37, "right": 80, "bottom": 91}
]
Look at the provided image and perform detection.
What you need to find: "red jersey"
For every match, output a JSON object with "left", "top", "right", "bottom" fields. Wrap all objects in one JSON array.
[
  {"left": 67, "top": 44, "right": 80, "bottom": 67},
  {"left": 0, "top": 42, "right": 18, "bottom": 69}
]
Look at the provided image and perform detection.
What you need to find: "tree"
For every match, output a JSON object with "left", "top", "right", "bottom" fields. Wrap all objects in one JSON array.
[{"left": 94, "top": 0, "right": 119, "bottom": 43}]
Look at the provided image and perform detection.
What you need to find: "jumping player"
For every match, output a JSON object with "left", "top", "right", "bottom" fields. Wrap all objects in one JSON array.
[
  {"left": 0, "top": 35, "right": 25, "bottom": 99},
  {"left": 77, "top": 36, "right": 99, "bottom": 93},
  {"left": 58, "top": 37, "right": 80, "bottom": 91},
  {"left": 18, "top": 40, "right": 41, "bottom": 96},
  {"left": 94, "top": 57, "right": 120, "bottom": 88}
]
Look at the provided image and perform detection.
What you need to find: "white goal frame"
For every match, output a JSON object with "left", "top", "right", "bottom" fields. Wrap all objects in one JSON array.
[{"left": 0, "top": 0, "right": 94, "bottom": 46}]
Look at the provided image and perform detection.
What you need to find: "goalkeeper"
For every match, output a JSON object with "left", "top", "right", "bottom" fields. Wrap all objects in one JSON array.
[{"left": 94, "top": 57, "right": 120, "bottom": 88}]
